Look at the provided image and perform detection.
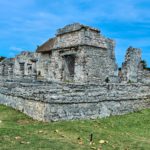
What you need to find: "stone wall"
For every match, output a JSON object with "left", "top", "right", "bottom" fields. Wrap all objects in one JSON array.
[
  {"left": 43, "top": 45, "right": 118, "bottom": 83},
  {"left": 36, "top": 53, "right": 51, "bottom": 79},
  {"left": 34, "top": 23, "right": 118, "bottom": 83},
  {"left": 13, "top": 52, "right": 37, "bottom": 78},
  {"left": 121, "top": 47, "right": 141, "bottom": 82},
  {"left": 0, "top": 23, "right": 150, "bottom": 122},
  {"left": 138, "top": 69, "right": 150, "bottom": 84},
  {"left": 24, "top": 47, "right": 87, "bottom": 83},
  {"left": 54, "top": 23, "right": 112, "bottom": 50},
  {"left": 0, "top": 23, "right": 119, "bottom": 83},
  {"left": 0, "top": 58, "right": 14, "bottom": 77},
  {"left": 83, "top": 46, "right": 118, "bottom": 83},
  {"left": 0, "top": 78, "right": 149, "bottom": 121}
]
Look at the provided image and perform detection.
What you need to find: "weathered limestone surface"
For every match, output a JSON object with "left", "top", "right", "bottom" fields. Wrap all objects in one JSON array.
[
  {"left": 35, "top": 23, "right": 118, "bottom": 83},
  {"left": 121, "top": 47, "right": 141, "bottom": 82},
  {"left": 141, "top": 70, "right": 150, "bottom": 83},
  {"left": 0, "top": 78, "right": 149, "bottom": 121},
  {"left": 55, "top": 23, "right": 108, "bottom": 49},
  {"left": 13, "top": 51, "right": 38, "bottom": 79},
  {"left": 0, "top": 23, "right": 150, "bottom": 121},
  {"left": 0, "top": 58, "right": 14, "bottom": 77},
  {"left": 0, "top": 23, "right": 149, "bottom": 84}
]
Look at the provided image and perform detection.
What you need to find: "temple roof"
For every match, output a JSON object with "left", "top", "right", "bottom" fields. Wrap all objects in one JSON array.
[
  {"left": 36, "top": 23, "right": 106, "bottom": 53},
  {"left": 36, "top": 38, "right": 56, "bottom": 53},
  {"left": 56, "top": 23, "right": 100, "bottom": 35}
]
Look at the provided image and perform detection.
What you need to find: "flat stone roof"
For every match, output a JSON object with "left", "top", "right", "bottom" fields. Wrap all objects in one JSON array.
[{"left": 56, "top": 23, "right": 100, "bottom": 35}]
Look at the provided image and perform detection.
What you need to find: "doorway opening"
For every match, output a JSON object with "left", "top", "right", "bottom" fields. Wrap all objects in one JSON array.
[
  {"left": 63, "top": 55, "right": 75, "bottom": 81},
  {"left": 19, "top": 62, "right": 25, "bottom": 76}
]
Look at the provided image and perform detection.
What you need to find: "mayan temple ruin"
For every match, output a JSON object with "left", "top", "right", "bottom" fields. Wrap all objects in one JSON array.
[{"left": 0, "top": 23, "right": 150, "bottom": 121}]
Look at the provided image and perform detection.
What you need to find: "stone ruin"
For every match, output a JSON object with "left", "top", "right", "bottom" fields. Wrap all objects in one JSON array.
[
  {"left": 0, "top": 23, "right": 150, "bottom": 121},
  {"left": 119, "top": 47, "right": 150, "bottom": 84},
  {"left": 0, "top": 23, "right": 149, "bottom": 84},
  {"left": 0, "top": 23, "right": 119, "bottom": 83}
]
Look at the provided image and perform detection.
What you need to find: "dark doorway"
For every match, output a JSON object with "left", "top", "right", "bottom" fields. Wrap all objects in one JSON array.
[
  {"left": 27, "top": 64, "right": 32, "bottom": 75},
  {"left": 19, "top": 62, "right": 25, "bottom": 76},
  {"left": 3, "top": 65, "right": 8, "bottom": 76},
  {"left": 63, "top": 55, "right": 75, "bottom": 81}
]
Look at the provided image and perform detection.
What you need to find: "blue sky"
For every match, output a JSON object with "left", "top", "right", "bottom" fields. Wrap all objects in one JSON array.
[{"left": 0, "top": 0, "right": 150, "bottom": 67}]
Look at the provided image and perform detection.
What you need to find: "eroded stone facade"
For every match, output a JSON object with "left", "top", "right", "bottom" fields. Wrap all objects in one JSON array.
[
  {"left": 0, "top": 23, "right": 150, "bottom": 121},
  {"left": 120, "top": 47, "right": 142, "bottom": 83},
  {"left": 119, "top": 46, "right": 150, "bottom": 83},
  {"left": 0, "top": 79, "right": 149, "bottom": 121},
  {"left": 1, "top": 23, "right": 149, "bottom": 83},
  {"left": 0, "top": 58, "right": 14, "bottom": 77},
  {"left": 0, "top": 23, "right": 119, "bottom": 83}
]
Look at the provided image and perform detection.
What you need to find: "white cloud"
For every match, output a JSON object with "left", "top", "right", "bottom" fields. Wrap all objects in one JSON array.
[{"left": 9, "top": 46, "right": 24, "bottom": 52}]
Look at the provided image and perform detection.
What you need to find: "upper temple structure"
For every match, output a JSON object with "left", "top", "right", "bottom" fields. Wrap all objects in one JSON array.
[{"left": 0, "top": 23, "right": 150, "bottom": 84}]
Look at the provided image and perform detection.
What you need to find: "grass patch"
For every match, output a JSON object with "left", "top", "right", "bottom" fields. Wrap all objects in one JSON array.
[{"left": 0, "top": 105, "right": 150, "bottom": 150}]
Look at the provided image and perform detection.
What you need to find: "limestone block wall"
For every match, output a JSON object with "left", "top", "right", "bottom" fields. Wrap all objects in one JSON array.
[
  {"left": 54, "top": 31, "right": 82, "bottom": 48},
  {"left": 82, "top": 29, "right": 109, "bottom": 49},
  {"left": 54, "top": 28, "right": 112, "bottom": 50},
  {"left": 45, "top": 44, "right": 118, "bottom": 83},
  {"left": 140, "top": 70, "right": 150, "bottom": 84},
  {"left": 14, "top": 52, "right": 36, "bottom": 77},
  {"left": 0, "top": 64, "right": 3, "bottom": 75},
  {"left": 13, "top": 59, "right": 20, "bottom": 76},
  {"left": 47, "top": 47, "right": 86, "bottom": 82},
  {"left": 121, "top": 47, "right": 141, "bottom": 82},
  {"left": 83, "top": 46, "right": 118, "bottom": 83},
  {"left": 36, "top": 53, "right": 51, "bottom": 79},
  {"left": 47, "top": 50, "right": 63, "bottom": 81},
  {"left": 73, "top": 47, "right": 86, "bottom": 82},
  {"left": 0, "top": 59, "right": 14, "bottom": 77},
  {"left": 0, "top": 79, "right": 149, "bottom": 121},
  {"left": 10, "top": 52, "right": 46, "bottom": 79}
]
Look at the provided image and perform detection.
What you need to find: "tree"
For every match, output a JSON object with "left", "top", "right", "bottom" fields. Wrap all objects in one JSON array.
[
  {"left": 140, "top": 60, "right": 147, "bottom": 69},
  {"left": 0, "top": 56, "right": 6, "bottom": 62}
]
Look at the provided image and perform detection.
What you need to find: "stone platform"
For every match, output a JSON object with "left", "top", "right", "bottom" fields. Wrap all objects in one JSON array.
[{"left": 0, "top": 78, "right": 150, "bottom": 121}]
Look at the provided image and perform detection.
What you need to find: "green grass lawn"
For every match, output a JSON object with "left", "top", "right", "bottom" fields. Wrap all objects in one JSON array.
[{"left": 0, "top": 105, "right": 150, "bottom": 150}]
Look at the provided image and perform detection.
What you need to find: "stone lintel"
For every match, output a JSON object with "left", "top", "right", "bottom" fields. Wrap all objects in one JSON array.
[{"left": 60, "top": 51, "right": 77, "bottom": 56}]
